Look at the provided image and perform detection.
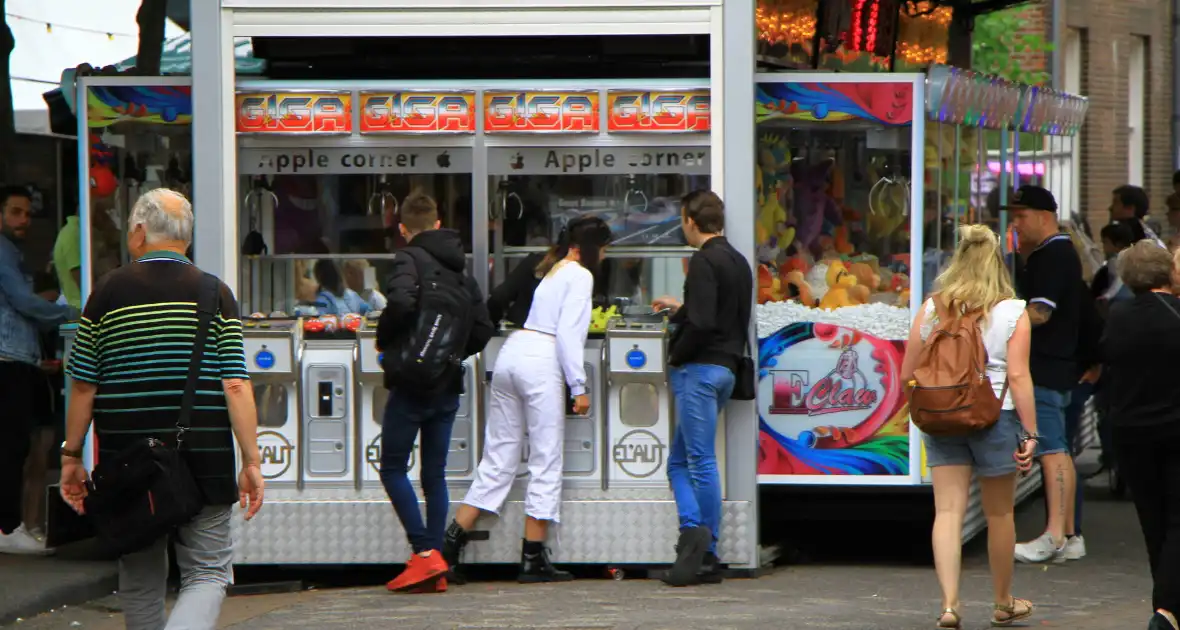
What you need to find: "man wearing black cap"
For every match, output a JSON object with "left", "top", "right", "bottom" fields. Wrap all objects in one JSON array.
[{"left": 1004, "top": 185, "right": 1083, "bottom": 564}]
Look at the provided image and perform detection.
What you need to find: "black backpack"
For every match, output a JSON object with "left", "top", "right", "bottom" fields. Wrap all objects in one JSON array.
[{"left": 383, "top": 246, "right": 475, "bottom": 394}]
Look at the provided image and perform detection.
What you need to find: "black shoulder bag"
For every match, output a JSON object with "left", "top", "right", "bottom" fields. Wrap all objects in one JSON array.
[
  {"left": 83, "top": 274, "right": 218, "bottom": 557},
  {"left": 720, "top": 246, "right": 756, "bottom": 401}
]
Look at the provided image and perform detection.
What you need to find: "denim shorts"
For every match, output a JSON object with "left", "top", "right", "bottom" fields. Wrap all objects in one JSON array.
[
  {"left": 1034, "top": 386, "right": 1071, "bottom": 456},
  {"left": 924, "top": 410, "right": 1022, "bottom": 477}
]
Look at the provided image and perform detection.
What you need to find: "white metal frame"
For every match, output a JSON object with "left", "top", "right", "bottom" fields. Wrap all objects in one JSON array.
[
  {"left": 751, "top": 72, "right": 927, "bottom": 487},
  {"left": 190, "top": 0, "right": 760, "bottom": 569}
]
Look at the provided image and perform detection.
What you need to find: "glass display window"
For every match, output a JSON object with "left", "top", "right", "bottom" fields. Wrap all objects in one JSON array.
[
  {"left": 486, "top": 145, "right": 709, "bottom": 321},
  {"left": 236, "top": 146, "right": 474, "bottom": 317}
]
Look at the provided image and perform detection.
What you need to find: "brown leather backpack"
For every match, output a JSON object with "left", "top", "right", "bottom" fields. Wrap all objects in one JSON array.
[{"left": 907, "top": 297, "right": 1007, "bottom": 436}]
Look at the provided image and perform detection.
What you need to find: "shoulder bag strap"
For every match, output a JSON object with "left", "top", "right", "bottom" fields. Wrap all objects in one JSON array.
[{"left": 176, "top": 273, "right": 220, "bottom": 447}]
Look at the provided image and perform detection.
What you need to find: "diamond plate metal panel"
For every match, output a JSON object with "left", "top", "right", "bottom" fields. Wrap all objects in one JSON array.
[{"left": 233, "top": 497, "right": 752, "bottom": 566}]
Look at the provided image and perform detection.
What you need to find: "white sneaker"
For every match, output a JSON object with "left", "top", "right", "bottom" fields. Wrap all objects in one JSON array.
[
  {"left": 1014, "top": 531, "right": 1064, "bottom": 563},
  {"left": 1061, "top": 535, "right": 1086, "bottom": 560},
  {"left": 0, "top": 525, "right": 53, "bottom": 556}
]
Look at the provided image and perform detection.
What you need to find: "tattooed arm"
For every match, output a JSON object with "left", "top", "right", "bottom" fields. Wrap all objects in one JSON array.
[{"left": 1026, "top": 302, "right": 1053, "bottom": 327}]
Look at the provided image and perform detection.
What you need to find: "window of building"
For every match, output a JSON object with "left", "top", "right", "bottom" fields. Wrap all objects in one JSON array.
[
  {"left": 1062, "top": 27, "right": 1083, "bottom": 221},
  {"left": 1128, "top": 35, "right": 1147, "bottom": 186}
]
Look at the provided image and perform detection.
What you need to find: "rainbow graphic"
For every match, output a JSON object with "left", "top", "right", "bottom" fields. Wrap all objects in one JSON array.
[
  {"left": 756, "top": 81, "right": 914, "bottom": 126},
  {"left": 87, "top": 85, "right": 193, "bottom": 128}
]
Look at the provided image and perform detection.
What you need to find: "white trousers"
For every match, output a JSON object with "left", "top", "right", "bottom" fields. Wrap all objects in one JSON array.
[{"left": 462, "top": 330, "right": 565, "bottom": 522}]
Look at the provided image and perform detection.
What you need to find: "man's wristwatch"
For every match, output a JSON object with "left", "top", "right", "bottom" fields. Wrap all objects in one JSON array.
[{"left": 60, "top": 442, "right": 83, "bottom": 459}]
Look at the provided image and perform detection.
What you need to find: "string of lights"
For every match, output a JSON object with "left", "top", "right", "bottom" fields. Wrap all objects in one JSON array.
[{"left": 4, "top": 12, "right": 136, "bottom": 40}]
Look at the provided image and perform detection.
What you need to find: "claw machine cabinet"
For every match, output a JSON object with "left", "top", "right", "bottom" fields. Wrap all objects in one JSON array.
[{"left": 750, "top": 74, "right": 926, "bottom": 487}]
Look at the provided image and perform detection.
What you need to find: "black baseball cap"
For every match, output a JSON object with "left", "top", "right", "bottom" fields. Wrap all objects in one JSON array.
[{"left": 1000, "top": 185, "right": 1058, "bottom": 213}]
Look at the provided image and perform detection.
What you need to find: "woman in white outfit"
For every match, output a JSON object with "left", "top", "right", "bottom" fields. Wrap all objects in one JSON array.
[{"left": 445, "top": 216, "right": 612, "bottom": 583}]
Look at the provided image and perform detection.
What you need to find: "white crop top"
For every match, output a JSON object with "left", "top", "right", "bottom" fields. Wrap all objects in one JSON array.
[
  {"left": 919, "top": 298, "right": 1026, "bottom": 410},
  {"left": 523, "top": 260, "right": 594, "bottom": 396}
]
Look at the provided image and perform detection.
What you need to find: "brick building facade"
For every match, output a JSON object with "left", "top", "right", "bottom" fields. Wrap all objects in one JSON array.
[{"left": 1011, "top": 0, "right": 1175, "bottom": 233}]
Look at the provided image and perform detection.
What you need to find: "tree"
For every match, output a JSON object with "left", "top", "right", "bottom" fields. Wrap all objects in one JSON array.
[
  {"left": 0, "top": 0, "right": 16, "bottom": 183},
  {"left": 135, "top": 0, "right": 167, "bottom": 76},
  {"left": 970, "top": 6, "right": 1053, "bottom": 84}
]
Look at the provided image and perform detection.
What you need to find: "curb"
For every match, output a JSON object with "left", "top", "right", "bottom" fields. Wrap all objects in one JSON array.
[{"left": 0, "top": 569, "right": 118, "bottom": 627}]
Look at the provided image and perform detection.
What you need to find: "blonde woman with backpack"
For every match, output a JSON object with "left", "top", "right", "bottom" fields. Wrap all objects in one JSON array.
[{"left": 901, "top": 224, "right": 1040, "bottom": 629}]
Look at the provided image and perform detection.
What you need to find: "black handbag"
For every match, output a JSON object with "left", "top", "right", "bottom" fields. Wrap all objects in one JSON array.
[
  {"left": 731, "top": 336, "right": 757, "bottom": 401},
  {"left": 83, "top": 273, "right": 219, "bottom": 557}
]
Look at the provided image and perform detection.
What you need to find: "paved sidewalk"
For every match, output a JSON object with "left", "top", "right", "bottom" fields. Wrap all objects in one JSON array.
[{"left": 0, "top": 539, "right": 116, "bottom": 626}]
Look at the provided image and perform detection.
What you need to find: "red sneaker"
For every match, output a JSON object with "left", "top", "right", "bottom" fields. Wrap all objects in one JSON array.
[
  {"left": 386, "top": 550, "right": 448, "bottom": 592},
  {"left": 408, "top": 577, "right": 448, "bottom": 594}
]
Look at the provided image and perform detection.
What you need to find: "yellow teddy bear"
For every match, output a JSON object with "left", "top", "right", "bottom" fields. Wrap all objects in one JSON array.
[{"left": 818, "top": 261, "right": 859, "bottom": 310}]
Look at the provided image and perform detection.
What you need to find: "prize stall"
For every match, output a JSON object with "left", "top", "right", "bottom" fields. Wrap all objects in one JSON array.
[
  {"left": 750, "top": 65, "right": 1089, "bottom": 540},
  {"left": 64, "top": 0, "right": 765, "bottom": 571}
]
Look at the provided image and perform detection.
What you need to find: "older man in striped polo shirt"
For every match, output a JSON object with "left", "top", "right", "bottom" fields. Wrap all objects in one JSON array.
[{"left": 60, "top": 188, "right": 264, "bottom": 630}]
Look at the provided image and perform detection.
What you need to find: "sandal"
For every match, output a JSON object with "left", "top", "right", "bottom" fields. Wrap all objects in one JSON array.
[
  {"left": 992, "top": 597, "right": 1034, "bottom": 627},
  {"left": 937, "top": 608, "right": 962, "bottom": 629}
]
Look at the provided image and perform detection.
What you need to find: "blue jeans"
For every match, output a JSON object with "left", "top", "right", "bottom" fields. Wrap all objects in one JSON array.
[
  {"left": 668, "top": 363, "right": 736, "bottom": 555},
  {"left": 1033, "top": 386, "right": 1071, "bottom": 456},
  {"left": 1064, "top": 380, "right": 1093, "bottom": 535},
  {"left": 379, "top": 390, "right": 459, "bottom": 554}
]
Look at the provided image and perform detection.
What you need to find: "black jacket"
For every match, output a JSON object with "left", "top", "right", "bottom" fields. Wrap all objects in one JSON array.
[
  {"left": 668, "top": 236, "right": 753, "bottom": 372},
  {"left": 375, "top": 229, "right": 494, "bottom": 394},
  {"left": 487, "top": 252, "right": 544, "bottom": 327}
]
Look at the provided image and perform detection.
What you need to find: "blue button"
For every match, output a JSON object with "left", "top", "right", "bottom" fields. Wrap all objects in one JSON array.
[
  {"left": 254, "top": 350, "right": 276, "bottom": 370},
  {"left": 625, "top": 348, "right": 647, "bottom": 369}
]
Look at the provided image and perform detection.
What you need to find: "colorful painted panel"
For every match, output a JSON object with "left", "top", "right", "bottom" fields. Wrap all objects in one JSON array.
[
  {"left": 756, "top": 82, "right": 913, "bottom": 125},
  {"left": 86, "top": 86, "right": 192, "bottom": 128},
  {"left": 758, "top": 323, "right": 910, "bottom": 476},
  {"left": 483, "top": 90, "right": 599, "bottom": 133},
  {"left": 358, "top": 91, "right": 476, "bottom": 134},
  {"left": 606, "top": 89, "right": 710, "bottom": 133}
]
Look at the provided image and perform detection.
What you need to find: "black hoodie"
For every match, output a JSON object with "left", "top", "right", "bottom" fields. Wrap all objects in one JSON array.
[{"left": 375, "top": 229, "right": 494, "bottom": 395}]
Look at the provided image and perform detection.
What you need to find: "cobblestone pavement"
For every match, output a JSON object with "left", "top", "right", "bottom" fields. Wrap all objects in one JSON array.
[{"left": 9, "top": 473, "right": 1155, "bottom": 630}]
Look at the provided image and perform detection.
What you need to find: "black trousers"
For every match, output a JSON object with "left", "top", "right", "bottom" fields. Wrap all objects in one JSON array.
[
  {"left": 1115, "top": 424, "right": 1180, "bottom": 613},
  {"left": 0, "top": 361, "right": 38, "bottom": 534}
]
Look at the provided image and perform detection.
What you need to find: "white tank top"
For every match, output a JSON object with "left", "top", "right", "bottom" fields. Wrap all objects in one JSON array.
[{"left": 919, "top": 298, "right": 1026, "bottom": 410}]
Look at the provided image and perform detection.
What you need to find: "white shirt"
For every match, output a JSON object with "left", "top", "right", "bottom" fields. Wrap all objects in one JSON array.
[
  {"left": 523, "top": 260, "right": 594, "bottom": 396},
  {"left": 920, "top": 298, "right": 1026, "bottom": 410}
]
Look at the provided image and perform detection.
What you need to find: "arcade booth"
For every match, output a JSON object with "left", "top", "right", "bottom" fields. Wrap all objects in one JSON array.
[
  {"left": 63, "top": 0, "right": 763, "bottom": 572},
  {"left": 750, "top": 66, "right": 1091, "bottom": 540}
]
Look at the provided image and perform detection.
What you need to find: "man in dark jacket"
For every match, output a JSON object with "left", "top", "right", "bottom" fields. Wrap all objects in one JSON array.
[
  {"left": 375, "top": 193, "right": 493, "bottom": 593},
  {"left": 653, "top": 190, "right": 753, "bottom": 587}
]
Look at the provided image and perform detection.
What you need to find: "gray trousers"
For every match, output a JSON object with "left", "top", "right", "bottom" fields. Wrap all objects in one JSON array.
[{"left": 118, "top": 506, "right": 234, "bottom": 630}]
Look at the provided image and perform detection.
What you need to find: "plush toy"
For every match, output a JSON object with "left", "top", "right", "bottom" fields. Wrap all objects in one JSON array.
[
  {"left": 890, "top": 272, "right": 911, "bottom": 306},
  {"left": 782, "top": 271, "right": 816, "bottom": 306},
  {"left": 848, "top": 284, "right": 870, "bottom": 305},
  {"left": 791, "top": 159, "right": 843, "bottom": 259},
  {"left": 757, "top": 264, "right": 785, "bottom": 304},
  {"left": 779, "top": 254, "right": 809, "bottom": 277},
  {"left": 848, "top": 262, "right": 880, "bottom": 295},
  {"left": 806, "top": 262, "right": 831, "bottom": 303},
  {"left": 834, "top": 224, "right": 854, "bottom": 256},
  {"left": 818, "top": 261, "right": 858, "bottom": 310},
  {"left": 756, "top": 134, "right": 795, "bottom": 263}
]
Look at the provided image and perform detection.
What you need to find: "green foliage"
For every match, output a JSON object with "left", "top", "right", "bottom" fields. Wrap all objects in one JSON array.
[{"left": 971, "top": 6, "right": 1054, "bottom": 85}]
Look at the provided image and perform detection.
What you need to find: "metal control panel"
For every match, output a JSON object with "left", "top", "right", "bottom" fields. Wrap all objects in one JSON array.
[
  {"left": 243, "top": 319, "right": 301, "bottom": 485},
  {"left": 605, "top": 317, "right": 672, "bottom": 488}
]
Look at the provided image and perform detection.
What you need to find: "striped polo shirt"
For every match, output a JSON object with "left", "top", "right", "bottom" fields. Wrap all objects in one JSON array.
[{"left": 65, "top": 250, "right": 249, "bottom": 506}]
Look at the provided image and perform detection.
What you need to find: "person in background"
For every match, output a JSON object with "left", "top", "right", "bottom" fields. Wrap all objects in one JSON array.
[
  {"left": 652, "top": 190, "right": 753, "bottom": 587},
  {"left": 0, "top": 186, "right": 75, "bottom": 555},
  {"left": 59, "top": 188, "right": 263, "bottom": 629},
  {"left": 21, "top": 270, "right": 64, "bottom": 542},
  {"left": 486, "top": 250, "right": 546, "bottom": 327},
  {"left": 1100, "top": 241, "right": 1180, "bottom": 630},
  {"left": 1164, "top": 188, "right": 1180, "bottom": 251},
  {"left": 53, "top": 192, "right": 120, "bottom": 310},
  {"left": 1004, "top": 186, "right": 1083, "bottom": 564},
  {"left": 1111, "top": 185, "right": 1166, "bottom": 247},
  {"left": 447, "top": 216, "right": 612, "bottom": 584},
  {"left": 902, "top": 225, "right": 1037, "bottom": 629},
  {"left": 1089, "top": 222, "right": 1137, "bottom": 477},
  {"left": 342, "top": 259, "right": 388, "bottom": 312},
  {"left": 375, "top": 193, "right": 493, "bottom": 594},
  {"left": 312, "top": 259, "right": 371, "bottom": 316}
]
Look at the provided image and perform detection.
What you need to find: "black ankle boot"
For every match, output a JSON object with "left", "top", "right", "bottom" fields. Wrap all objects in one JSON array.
[
  {"left": 697, "top": 552, "right": 724, "bottom": 584},
  {"left": 518, "top": 540, "right": 573, "bottom": 583},
  {"left": 442, "top": 521, "right": 469, "bottom": 585}
]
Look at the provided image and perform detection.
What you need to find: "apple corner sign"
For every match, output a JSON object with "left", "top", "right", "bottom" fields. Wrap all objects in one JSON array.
[{"left": 238, "top": 147, "right": 472, "bottom": 175}]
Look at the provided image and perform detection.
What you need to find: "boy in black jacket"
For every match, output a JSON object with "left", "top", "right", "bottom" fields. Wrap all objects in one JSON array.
[{"left": 375, "top": 193, "right": 493, "bottom": 593}]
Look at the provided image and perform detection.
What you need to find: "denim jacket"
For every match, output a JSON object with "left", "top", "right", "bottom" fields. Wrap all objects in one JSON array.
[{"left": 0, "top": 233, "right": 74, "bottom": 365}]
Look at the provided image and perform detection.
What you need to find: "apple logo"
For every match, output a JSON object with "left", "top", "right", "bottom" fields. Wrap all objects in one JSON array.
[
  {"left": 436, "top": 151, "right": 451, "bottom": 169},
  {"left": 510, "top": 153, "right": 524, "bottom": 170}
]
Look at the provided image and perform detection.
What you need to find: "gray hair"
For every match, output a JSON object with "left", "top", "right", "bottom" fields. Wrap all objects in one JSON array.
[
  {"left": 1117, "top": 239, "right": 1174, "bottom": 294},
  {"left": 129, "top": 188, "right": 193, "bottom": 245}
]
